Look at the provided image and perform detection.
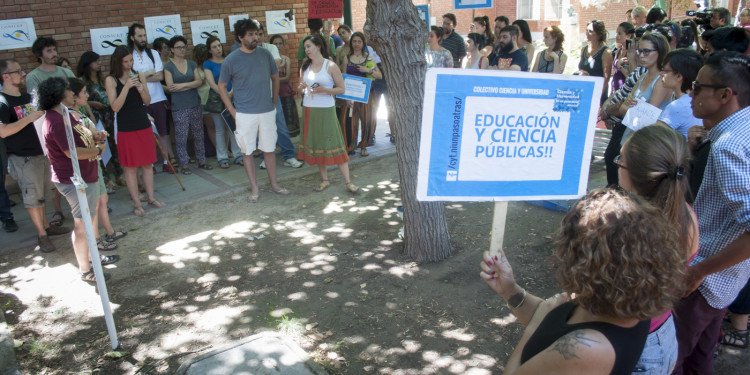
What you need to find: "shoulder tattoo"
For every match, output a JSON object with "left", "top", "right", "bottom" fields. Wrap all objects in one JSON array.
[{"left": 547, "top": 331, "right": 600, "bottom": 360}]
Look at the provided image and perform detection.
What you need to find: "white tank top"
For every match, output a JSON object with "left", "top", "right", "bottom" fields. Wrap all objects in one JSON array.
[{"left": 302, "top": 59, "right": 336, "bottom": 108}]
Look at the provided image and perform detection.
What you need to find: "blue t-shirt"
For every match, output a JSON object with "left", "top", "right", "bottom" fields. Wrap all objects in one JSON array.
[
  {"left": 203, "top": 59, "right": 231, "bottom": 92},
  {"left": 219, "top": 47, "right": 279, "bottom": 114},
  {"left": 658, "top": 95, "right": 701, "bottom": 139}
]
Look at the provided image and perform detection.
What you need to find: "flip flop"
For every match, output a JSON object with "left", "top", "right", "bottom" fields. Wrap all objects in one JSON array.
[
  {"left": 148, "top": 200, "right": 166, "bottom": 208},
  {"left": 314, "top": 180, "right": 330, "bottom": 192},
  {"left": 133, "top": 206, "right": 145, "bottom": 217},
  {"left": 104, "top": 230, "right": 128, "bottom": 242},
  {"left": 346, "top": 183, "right": 360, "bottom": 193},
  {"left": 271, "top": 188, "right": 290, "bottom": 195},
  {"left": 219, "top": 163, "right": 230, "bottom": 169},
  {"left": 97, "top": 238, "right": 118, "bottom": 251}
]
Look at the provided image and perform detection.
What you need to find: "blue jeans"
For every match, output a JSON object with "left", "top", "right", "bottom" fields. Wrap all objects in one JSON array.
[
  {"left": 0, "top": 152, "right": 13, "bottom": 221},
  {"left": 632, "top": 314, "right": 678, "bottom": 374},
  {"left": 260, "top": 100, "right": 295, "bottom": 160}
]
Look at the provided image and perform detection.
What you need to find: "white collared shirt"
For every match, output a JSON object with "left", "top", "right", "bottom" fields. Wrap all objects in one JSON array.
[{"left": 131, "top": 48, "right": 167, "bottom": 104}]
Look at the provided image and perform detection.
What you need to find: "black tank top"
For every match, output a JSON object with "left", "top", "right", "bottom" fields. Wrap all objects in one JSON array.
[
  {"left": 520, "top": 302, "right": 649, "bottom": 375},
  {"left": 114, "top": 77, "right": 151, "bottom": 133}
]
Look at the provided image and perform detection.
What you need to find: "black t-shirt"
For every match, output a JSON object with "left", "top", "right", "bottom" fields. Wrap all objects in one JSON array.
[
  {"left": 0, "top": 92, "right": 43, "bottom": 156},
  {"left": 491, "top": 49, "right": 529, "bottom": 72}
]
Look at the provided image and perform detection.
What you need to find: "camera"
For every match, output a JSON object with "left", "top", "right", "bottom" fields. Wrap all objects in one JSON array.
[{"left": 686, "top": 9, "right": 713, "bottom": 27}]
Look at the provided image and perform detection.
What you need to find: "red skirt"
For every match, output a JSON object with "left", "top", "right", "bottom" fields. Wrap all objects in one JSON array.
[{"left": 117, "top": 128, "right": 157, "bottom": 168}]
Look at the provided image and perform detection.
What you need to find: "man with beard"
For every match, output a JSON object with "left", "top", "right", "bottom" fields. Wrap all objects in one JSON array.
[
  {"left": 127, "top": 23, "right": 174, "bottom": 174},
  {"left": 490, "top": 26, "right": 528, "bottom": 71},
  {"left": 439, "top": 13, "right": 466, "bottom": 68},
  {"left": 218, "top": 19, "right": 289, "bottom": 203},
  {"left": 25, "top": 37, "right": 75, "bottom": 94}
]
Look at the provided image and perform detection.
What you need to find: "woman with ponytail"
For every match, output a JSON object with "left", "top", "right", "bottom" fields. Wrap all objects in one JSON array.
[{"left": 472, "top": 16, "right": 494, "bottom": 56}]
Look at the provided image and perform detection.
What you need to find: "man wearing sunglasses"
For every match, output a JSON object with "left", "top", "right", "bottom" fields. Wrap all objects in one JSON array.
[{"left": 672, "top": 51, "right": 750, "bottom": 375}]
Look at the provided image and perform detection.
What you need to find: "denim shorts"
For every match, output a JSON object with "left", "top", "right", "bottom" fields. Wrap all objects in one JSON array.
[{"left": 632, "top": 314, "right": 678, "bottom": 374}]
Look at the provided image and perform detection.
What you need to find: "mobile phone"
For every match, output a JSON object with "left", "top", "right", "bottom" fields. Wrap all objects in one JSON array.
[
  {"left": 625, "top": 39, "right": 633, "bottom": 50},
  {"left": 221, "top": 108, "right": 236, "bottom": 132}
]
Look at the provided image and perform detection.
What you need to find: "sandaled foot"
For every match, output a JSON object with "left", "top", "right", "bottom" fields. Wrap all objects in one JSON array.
[
  {"left": 104, "top": 230, "right": 128, "bottom": 242},
  {"left": 219, "top": 162, "right": 230, "bottom": 169},
  {"left": 360, "top": 148, "right": 369, "bottom": 157},
  {"left": 235, "top": 157, "right": 245, "bottom": 166},
  {"left": 97, "top": 238, "right": 118, "bottom": 251},
  {"left": 97, "top": 254, "right": 120, "bottom": 265},
  {"left": 198, "top": 163, "right": 213, "bottom": 170},
  {"left": 721, "top": 327, "right": 749, "bottom": 348},
  {"left": 49, "top": 211, "right": 64, "bottom": 226},
  {"left": 271, "top": 187, "right": 290, "bottom": 195},
  {"left": 81, "top": 268, "right": 111, "bottom": 282},
  {"left": 133, "top": 205, "right": 145, "bottom": 217},
  {"left": 148, "top": 200, "right": 166, "bottom": 208},
  {"left": 314, "top": 180, "right": 330, "bottom": 192},
  {"left": 248, "top": 194, "right": 259, "bottom": 203},
  {"left": 346, "top": 182, "right": 360, "bottom": 193},
  {"left": 181, "top": 166, "right": 192, "bottom": 175}
]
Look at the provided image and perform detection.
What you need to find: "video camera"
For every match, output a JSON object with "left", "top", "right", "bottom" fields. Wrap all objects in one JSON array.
[{"left": 686, "top": 9, "right": 712, "bottom": 27}]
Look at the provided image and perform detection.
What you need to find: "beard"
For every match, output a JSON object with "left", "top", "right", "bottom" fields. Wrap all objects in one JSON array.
[
  {"left": 243, "top": 40, "right": 257, "bottom": 50},
  {"left": 134, "top": 39, "right": 147, "bottom": 51},
  {"left": 500, "top": 42, "right": 514, "bottom": 54}
]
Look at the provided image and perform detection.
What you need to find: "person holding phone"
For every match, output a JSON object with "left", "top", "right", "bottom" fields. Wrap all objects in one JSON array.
[{"left": 612, "top": 22, "right": 635, "bottom": 93}]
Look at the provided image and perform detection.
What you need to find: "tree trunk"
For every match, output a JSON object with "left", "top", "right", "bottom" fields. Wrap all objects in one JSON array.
[{"left": 364, "top": 0, "right": 453, "bottom": 263}]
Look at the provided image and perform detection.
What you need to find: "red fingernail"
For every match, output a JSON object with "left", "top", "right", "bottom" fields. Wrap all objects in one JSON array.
[
  {"left": 490, "top": 270, "right": 495, "bottom": 274},
  {"left": 494, "top": 255, "right": 499, "bottom": 261}
]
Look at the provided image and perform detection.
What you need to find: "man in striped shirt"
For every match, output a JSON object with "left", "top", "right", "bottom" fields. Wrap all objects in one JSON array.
[{"left": 440, "top": 13, "right": 466, "bottom": 68}]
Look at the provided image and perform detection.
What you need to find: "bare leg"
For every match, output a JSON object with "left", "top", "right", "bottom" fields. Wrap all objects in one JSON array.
[
  {"left": 732, "top": 314, "right": 749, "bottom": 331},
  {"left": 337, "top": 162, "right": 351, "bottom": 185},
  {"left": 123, "top": 167, "right": 140, "bottom": 207},
  {"left": 27, "top": 206, "right": 48, "bottom": 237},
  {"left": 140, "top": 165, "right": 161, "bottom": 204},
  {"left": 242, "top": 154, "right": 259, "bottom": 197},
  {"left": 264, "top": 152, "right": 284, "bottom": 191},
  {"left": 52, "top": 190, "right": 63, "bottom": 212},
  {"left": 96, "top": 194, "right": 114, "bottom": 237},
  {"left": 71, "top": 217, "right": 96, "bottom": 273},
  {"left": 318, "top": 164, "right": 329, "bottom": 182}
]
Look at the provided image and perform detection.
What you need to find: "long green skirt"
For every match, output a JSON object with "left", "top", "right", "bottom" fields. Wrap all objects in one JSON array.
[{"left": 298, "top": 106, "right": 350, "bottom": 166}]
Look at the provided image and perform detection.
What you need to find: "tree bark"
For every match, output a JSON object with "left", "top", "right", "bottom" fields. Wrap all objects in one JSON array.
[{"left": 364, "top": 0, "right": 453, "bottom": 263}]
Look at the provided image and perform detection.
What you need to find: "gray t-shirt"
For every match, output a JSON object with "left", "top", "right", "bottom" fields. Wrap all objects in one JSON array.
[
  {"left": 164, "top": 59, "right": 201, "bottom": 111},
  {"left": 25, "top": 66, "right": 75, "bottom": 93},
  {"left": 219, "top": 47, "right": 278, "bottom": 114}
]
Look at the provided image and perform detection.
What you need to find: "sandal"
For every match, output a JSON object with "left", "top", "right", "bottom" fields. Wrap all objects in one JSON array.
[
  {"left": 81, "top": 268, "right": 111, "bottom": 282},
  {"left": 97, "top": 254, "right": 120, "bottom": 265},
  {"left": 314, "top": 180, "right": 330, "bottom": 192},
  {"left": 721, "top": 327, "right": 749, "bottom": 348},
  {"left": 97, "top": 238, "right": 118, "bottom": 251},
  {"left": 235, "top": 157, "right": 245, "bottom": 166},
  {"left": 181, "top": 166, "right": 192, "bottom": 175},
  {"left": 271, "top": 187, "right": 290, "bottom": 195},
  {"left": 360, "top": 148, "right": 369, "bottom": 157},
  {"left": 104, "top": 230, "right": 128, "bottom": 242},
  {"left": 198, "top": 163, "right": 214, "bottom": 170},
  {"left": 346, "top": 182, "right": 360, "bottom": 193},
  {"left": 248, "top": 194, "right": 259, "bottom": 203},
  {"left": 133, "top": 205, "right": 145, "bottom": 217},
  {"left": 50, "top": 211, "right": 64, "bottom": 226},
  {"left": 148, "top": 200, "right": 166, "bottom": 208},
  {"left": 219, "top": 162, "right": 230, "bottom": 169}
]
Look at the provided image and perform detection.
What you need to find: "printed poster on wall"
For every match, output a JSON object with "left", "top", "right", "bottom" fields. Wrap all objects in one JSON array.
[
  {"left": 228, "top": 14, "right": 249, "bottom": 32},
  {"left": 416, "top": 5, "right": 430, "bottom": 28},
  {"left": 266, "top": 10, "right": 296, "bottom": 35},
  {"left": 0, "top": 18, "right": 37, "bottom": 51},
  {"left": 417, "top": 69, "right": 603, "bottom": 201},
  {"left": 309, "top": 0, "right": 343, "bottom": 19},
  {"left": 190, "top": 19, "right": 226, "bottom": 45},
  {"left": 144, "top": 14, "right": 183, "bottom": 44},
  {"left": 89, "top": 27, "right": 128, "bottom": 56}
]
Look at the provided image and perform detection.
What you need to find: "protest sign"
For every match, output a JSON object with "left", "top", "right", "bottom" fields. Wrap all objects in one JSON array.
[
  {"left": 228, "top": 15, "right": 249, "bottom": 32},
  {"left": 309, "top": 0, "right": 343, "bottom": 19},
  {"left": 190, "top": 19, "right": 226, "bottom": 44},
  {"left": 336, "top": 74, "right": 372, "bottom": 103},
  {"left": 0, "top": 18, "right": 36, "bottom": 51},
  {"left": 144, "top": 14, "right": 182, "bottom": 44},
  {"left": 417, "top": 69, "right": 603, "bottom": 202},
  {"left": 453, "top": 0, "right": 493, "bottom": 10},
  {"left": 416, "top": 5, "right": 430, "bottom": 28},
  {"left": 90, "top": 27, "right": 128, "bottom": 56},
  {"left": 622, "top": 99, "right": 661, "bottom": 131}
]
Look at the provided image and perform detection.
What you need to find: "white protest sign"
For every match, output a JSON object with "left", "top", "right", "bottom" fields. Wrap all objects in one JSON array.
[
  {"left": 336, "top": 74, "right": 372, "bottom": 103},
  {"left": 0, "top": 18, "right": 36, "bottom": 51},
  {"left": 417, "top": 69, "right": 603, "bottom": 202},
  {"left": 90, "top": 27, "right": 128, "bottom": 56},
  {"left": 190, "top": 19, "right": 226, "bottom": 45},
  {"left": 266, "top": 10, "right": 296, "bottom": 35},
  {"left": 622, "top": 99, "right": 662, "bottom": 131},
  {"left": 228, "top": 14, "right": 249, "bottom": 32},
  {"left": 144, "top": 14, "right": 183, "bottom": 44}
]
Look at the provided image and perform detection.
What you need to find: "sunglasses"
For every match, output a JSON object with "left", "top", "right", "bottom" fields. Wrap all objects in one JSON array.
[
  {"left": 692, "top": 80, "right": 727, "bottom": 94},
  {"left": 635, "top": 48, "right": 657, "bottom": 56},
  {"left": 614, "top": 155, "right": 627, "bottom": 170}
]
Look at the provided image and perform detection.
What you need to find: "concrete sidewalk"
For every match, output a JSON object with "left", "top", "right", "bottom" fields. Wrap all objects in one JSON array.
[{"left": 0, "top": 122, "right": 395, "bottom": 255}]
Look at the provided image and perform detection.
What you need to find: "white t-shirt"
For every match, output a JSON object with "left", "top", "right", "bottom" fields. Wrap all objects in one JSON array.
[{"left": 131, "top": 48, "right": 167, "bottom": 104}]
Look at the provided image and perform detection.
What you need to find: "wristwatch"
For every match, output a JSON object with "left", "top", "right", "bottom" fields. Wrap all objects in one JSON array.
[{"left": 507, "top": 289, "right": 527, "bottom": 309}]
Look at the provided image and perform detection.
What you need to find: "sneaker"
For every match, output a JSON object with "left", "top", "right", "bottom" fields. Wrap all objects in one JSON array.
[
  {"left": 46, "top": 225, "right": 72, "bottom": 236},
  {"left": 37, "top": 235, "right": 56, "bottom": 253},
  {"left": 260, "top": 160, "right": 266, "bottom": 169},
  {"left": 162, "top": 163, "right": 175, "bottom": 174},
  {"left": 284, "top": 158, "right": 304, "bottom": 168},
  {"left": 2, "top": 218, "right": 18, "bottom": 232}
]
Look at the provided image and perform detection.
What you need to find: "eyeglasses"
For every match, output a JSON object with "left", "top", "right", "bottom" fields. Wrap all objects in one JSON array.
[
  {"left": 614, "top": 155, "right": 627, "bottom": 170},
  {"left": 2, "top": 69, "right": 24, "bottom": 76},
  {"left": 635, "top": 48, "right": 657, "bottom": 56},
  {"left": 173, "top": 45, "right": 186, "bottom": 50},
  {"left": 660, "top": 69, "right": 674, "bottom": 75},
  {"left": 692, "top": 80, "right": 727, "bottom": 94}
]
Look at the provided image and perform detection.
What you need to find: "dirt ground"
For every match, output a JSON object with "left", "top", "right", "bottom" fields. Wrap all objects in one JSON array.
[{"left": 0, "top": 154, "right": 747, "bottom": 374}]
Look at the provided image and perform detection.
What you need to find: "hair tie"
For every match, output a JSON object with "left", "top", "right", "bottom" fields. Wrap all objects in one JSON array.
[{"left": 668, "top": 165, "right": 685, "bottom": 180}]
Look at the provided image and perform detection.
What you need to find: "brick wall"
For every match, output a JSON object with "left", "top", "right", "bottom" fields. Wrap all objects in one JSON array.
[{"left": 0, "top": 0, "right": 310, "bottom": 87}]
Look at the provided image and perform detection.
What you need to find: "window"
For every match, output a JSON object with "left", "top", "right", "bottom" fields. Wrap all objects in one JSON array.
[
  {"left": 544, "top": 0, "right": 563, "bottom": 20},
  {"left": 517, "top": 0, "right": 541, "bottom": 20}
]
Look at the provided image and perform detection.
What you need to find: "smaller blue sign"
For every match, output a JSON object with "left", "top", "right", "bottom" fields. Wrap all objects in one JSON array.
[
  {"left": 336, "top": 74, "right": 372, "bottom": 103},
  {"left": 453, "top": 0, "right": 493, "bottom": 10},
  {"left": 416, "top": 5, "right": 430, "bottom": 28}
]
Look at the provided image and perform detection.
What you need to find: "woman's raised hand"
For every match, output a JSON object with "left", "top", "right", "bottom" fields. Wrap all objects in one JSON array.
[{"left": 479, "top": 250, "right": 517, "bottom": 298}]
